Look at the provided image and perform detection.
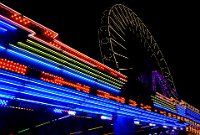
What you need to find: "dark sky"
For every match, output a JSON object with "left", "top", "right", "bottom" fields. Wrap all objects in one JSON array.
[{"left": 1, "top": 0, "right": 199, "bottom": 109}]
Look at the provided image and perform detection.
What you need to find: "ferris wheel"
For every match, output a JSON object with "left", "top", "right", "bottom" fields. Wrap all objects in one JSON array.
[{"left": 98, "top": 4, "right": 178, "bottom": 99}]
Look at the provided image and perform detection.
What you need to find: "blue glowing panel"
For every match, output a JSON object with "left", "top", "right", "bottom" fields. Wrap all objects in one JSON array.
[
  {"left": 0, "top": 69, "right": 189, "bottom": 127},
  {"left": 0, "top": 20, "right": 17, "bottom": 31},
  {"left": 0, "top": 27, "right": 7, "bottom": 33}
]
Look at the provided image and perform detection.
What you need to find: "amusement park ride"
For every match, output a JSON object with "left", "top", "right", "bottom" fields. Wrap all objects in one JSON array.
[{"left": 0, "top": 2, "right": 199, "bottom": 135}]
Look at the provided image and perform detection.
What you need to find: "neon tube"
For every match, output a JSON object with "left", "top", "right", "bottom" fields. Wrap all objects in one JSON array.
[
  {"left": 26, "top": 39, "right": 125, "bottom": 85},
  {"left": 0, "top": 79, "right": 119, "bottom": 111},
  {"left": 0, "top": 76, "right": 120, "bottom": 109},
  {"left": 0, "top": 19, "right": 17, "bottom": 30},
  {"left": 0, "top": 27, "right": 7, "bottom": 33},
  {"left": 0, "top": 76, "right": 190, "bottom": 126},
  {"left": 0, "top": 69, "right": 196, "bottom": 126},
  {"left": 0, "top": 45, "right": 120, "bottom": 93},
  {"left": 0, "top": 69, "right": 121, "bottom": 106},
  {"left": 0, "top": 3, "right": 127, "bottom": 80},
  {"left": 0, "top": 85, "right": 117, "bottom": 114},
  {"left": 14, "top": 42, "right": 122, "bottom": 89}
]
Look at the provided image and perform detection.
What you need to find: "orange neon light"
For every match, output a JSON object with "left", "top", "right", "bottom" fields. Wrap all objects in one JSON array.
[
  {"left": 40, "top": 72, "right": 90, "bottom": 93},
  {"left": 11, "top": 13, "right": 30, "bottom": 26},
  {"left": 0, "top": 58, "right": 27, "bottom": 75},
  {"left": 159, "top": 110, "right": 166, "bottom": 115},
  {"left": 154, "top": 109, "right": 158, "bottom": 112},
  {"left": 140, "top": 103, "right": 152, "bottom": 111},
  {"left": 129, "top": 99, "right": 137, "bottom": 107},
  {"left": 97, "top": 90, "right": 125, "bottom": 103},
  {"left": 167, "top": 112, "right": 172, "bottom": 117}
]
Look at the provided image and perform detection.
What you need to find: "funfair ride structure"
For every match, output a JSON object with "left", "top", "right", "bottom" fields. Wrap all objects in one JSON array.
[{"left": 0, "top": 3, "right": 199, "bottom": 135}]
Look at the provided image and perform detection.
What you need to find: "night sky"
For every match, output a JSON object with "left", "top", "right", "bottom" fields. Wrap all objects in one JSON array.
[{"left": 1, "top": 0, "right": 199, "bottom": 109}]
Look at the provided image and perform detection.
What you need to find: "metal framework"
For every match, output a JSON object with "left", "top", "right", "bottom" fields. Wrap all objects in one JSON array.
[{"left": 98, "top": 4, "right": 178, "bottom": 99}]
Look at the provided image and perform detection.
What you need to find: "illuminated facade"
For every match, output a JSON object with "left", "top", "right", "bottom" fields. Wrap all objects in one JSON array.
[{"left": 0, "top": 2, "right": 199, "bottom": 135}]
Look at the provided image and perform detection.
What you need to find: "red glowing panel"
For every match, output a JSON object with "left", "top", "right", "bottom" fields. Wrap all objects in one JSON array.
[
  {"left": 40, "top": 72, "right": 91, "bottom": 93},
  {"left": 0, "top": 58, "right": 27, "bottom": 75},
  {"left": 11, "top": 13, "right": 30, "bottom": 26},
  {"left": 44, "top": 30, "right": 57, "bottom": 38}
]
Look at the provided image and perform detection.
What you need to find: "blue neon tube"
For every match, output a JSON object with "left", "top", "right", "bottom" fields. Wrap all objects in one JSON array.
[
  {"left": 0, "top": 84, "right": 117, "bottom": 115},
  {"left": 0, "top": 20, "right": 17, "bottom": 31},
  {"left": 0, "top": 69, "right": 121, "bottom": 107},
  {"left": 0, "top": 76, "right": 118, "bottom": 110},
  {"left": 9, "top": 44, "right": 121, "bottom": 93},
  {"left": 0, "top": 78, "right": 119, "bottom": 112},
  {"left": 0, "top": 83, "right": 188, "bottom": 127},
  {"left": 0, "top": 71, "right": 118, "bottom": 108},
  {"left": 0, "top": 27, "right": 7, "bottom": 33},
  {"left": 1, "top": 84, "right": 184, "bottom": 126},
  {"left": 0, "top": 70, "right": 192, "bottom": 126},
  {"left": 0, "top": 45, "right": 120, "bottom": 94}
]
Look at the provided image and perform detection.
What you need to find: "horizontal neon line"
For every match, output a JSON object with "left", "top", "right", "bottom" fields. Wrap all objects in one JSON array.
[
  {"left": 0, "top": 70, "right": 195, "bottom": 125},
  {"left": 0, "top": 45, "right": 120, "bottom": 93},
  {"left": 154, "top": 103, "right": 177, "bottom": 113},
  {"left": 9, "top": 44, "right": 121, "bottom": 93},
  {"left": 14, "top": 100, "right": 112, "bottom": 120},
  {"left": 23, "top": 85, "right": 180, "bottom": 123},
  {"left": 153, "top": 104, "right": 196, "bottom": 124},
  {"left": 0, "top": 92, "right": 15, "bottom": 99},
  {"left": 55, "top": 40, "right": 127, "bottom": 79},
  {"left": 30, "top": 36, "right": 127, "bottom": 82},
  {"left": 0, "top": 78, "right": 119, "bottom": 110},
  {"left": 0, "top": 75, "right": 119, "bottom": 108},
  {"left": 0, "top": 85, "right": 189, "bottom": 126},
  {"left": 0, "top": 27, "right": 7, "bottom": 32},
  {"left": 0, "top": 11, "right": 126, "bottom": 80},
  {"left": 16, "top": 98, "right": 70, "bottom": 109},
  {"left": 152, "top": 99, "right": 176, "bottom": 110},
  {"left": 0, "top": 10, "right": 197, "bottom": 124},
  {"left": 152, "top": 100, "right": 175, "bottom": 109},
  {"left": 1, "top": 74, "right": 131, "bottom": 112},
  {"left": 15, "top": 42, "right": 122, "bottom": 89},
  {"left": 0, "top": 19, "right": 17, "bottom": 30},
  {"left": 26, "top": 39, "right": 125, "bottom": 85},
  {"left": 0, "top": 85, "right": 117, "bottom": 113},
  {"left": 117, "top": 110, "right": 177, "bottom": 125},
  {"left": 0, "top": 69, "right": 121, "bottom": 106}
]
